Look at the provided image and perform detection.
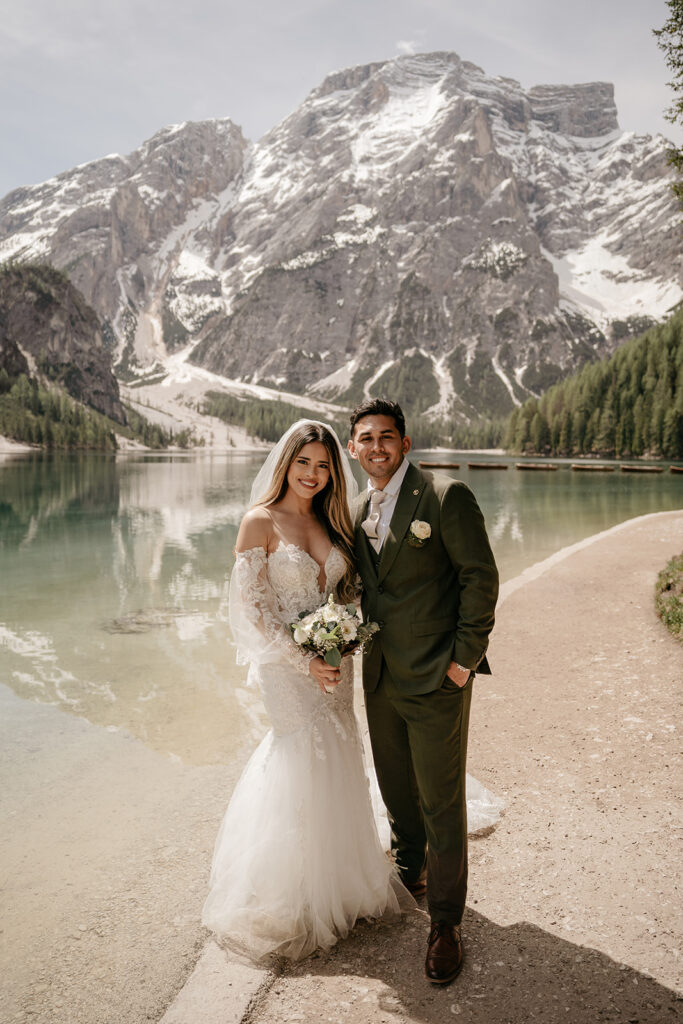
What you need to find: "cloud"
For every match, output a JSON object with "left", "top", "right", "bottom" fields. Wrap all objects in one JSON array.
[{"left": 396, "top": 39, "right": 417, "bottom": 55}]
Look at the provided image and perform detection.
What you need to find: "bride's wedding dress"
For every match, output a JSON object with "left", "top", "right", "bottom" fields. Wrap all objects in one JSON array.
[{"left": 202, "top": 541, "right": 503, "bottom": 962}]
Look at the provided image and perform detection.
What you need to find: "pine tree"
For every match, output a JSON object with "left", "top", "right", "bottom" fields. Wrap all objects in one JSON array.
[
  {"left": 503, "top": 407, "right": 519, "bottom": 450},
  {"left": 43, "top": 412, "right": 54, "bottom": 449},
  {"left": 632, "top": 394, "right": 646, "bottom": 456},
  {"left": 530, "top": 411, "right": 549, "bottom": 452},
  {"left": 558, "top": 410, "right": 573, "bottom": 454},
  {"left": 514, "top": 409, "right": 531, "bottom": 452},
  {"left": 596, "top": 394, "right": 616, "bottom": 455},
  {"left": 654, "top": 0, "right": 683, "bottom": 203}
]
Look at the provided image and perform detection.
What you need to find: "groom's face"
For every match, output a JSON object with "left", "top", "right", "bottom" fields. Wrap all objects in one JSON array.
[{"left": 348, "top": 414, "right": 411, "bottom": 486}]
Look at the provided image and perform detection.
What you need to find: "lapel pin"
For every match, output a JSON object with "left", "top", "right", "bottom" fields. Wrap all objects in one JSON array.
[{"left": 413, "top": 489, "right": 419, "bottom": 495}]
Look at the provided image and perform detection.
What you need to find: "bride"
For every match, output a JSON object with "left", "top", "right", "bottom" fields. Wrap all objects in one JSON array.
[{"left": 202, "top": 420, "right": 502, "bottom": 962}]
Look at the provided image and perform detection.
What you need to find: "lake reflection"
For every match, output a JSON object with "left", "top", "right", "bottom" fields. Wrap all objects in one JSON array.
[
  {"left": 0, "top": 451, "right": 680, "bottom": 765},
  {"left": 0, "top": 453, "right": 264, "bottom": 766}
]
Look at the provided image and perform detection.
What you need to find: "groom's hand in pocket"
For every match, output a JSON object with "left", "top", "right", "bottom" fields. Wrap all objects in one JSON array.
[{"left": 445, "top": 661, "right": 471, "bottom": 688}]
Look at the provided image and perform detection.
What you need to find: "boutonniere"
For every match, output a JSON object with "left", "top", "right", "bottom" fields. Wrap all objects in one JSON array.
[{"left": 407, "top": 520, "right": 431, "bottom": 547}]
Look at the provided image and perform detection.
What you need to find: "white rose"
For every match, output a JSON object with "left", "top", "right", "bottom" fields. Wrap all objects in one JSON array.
[
  {"left": 340, "top": 620, "right": 358, "bottom": 642},
  {"left": 411, "top": 520, "right": 431, "bottom": 540},
  {"left": 293, "top": 626, "right": 309, "bottom": 645}
]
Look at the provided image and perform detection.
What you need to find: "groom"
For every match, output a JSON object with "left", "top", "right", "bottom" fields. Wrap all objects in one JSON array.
[{"left": 348, "top": 398, "right": 498, "bottom": 984}]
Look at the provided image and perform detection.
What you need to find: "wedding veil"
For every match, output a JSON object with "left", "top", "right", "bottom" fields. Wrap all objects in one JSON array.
[{"left": 248, "top": 418, "right": 358, "bottom": 511}]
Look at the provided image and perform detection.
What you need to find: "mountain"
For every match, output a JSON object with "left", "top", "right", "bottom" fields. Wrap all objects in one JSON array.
[
  {"left": 0, "top": 53, "right": 680, "bottom": 425},
  {"left": 0, "top": 263, "right": 125, "bottom": 422}
]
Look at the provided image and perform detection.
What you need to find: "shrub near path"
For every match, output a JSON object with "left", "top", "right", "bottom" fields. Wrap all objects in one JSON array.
[{"left": 655, "top": 552, "right": 683, "bottom": 639}]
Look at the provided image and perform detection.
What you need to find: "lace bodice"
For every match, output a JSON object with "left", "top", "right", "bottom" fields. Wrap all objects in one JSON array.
[
  {"left": 229, "top": 542, "right": 348, "bottom": 676},
  {"left": 267, "top": 542, "right": 347, "bottom": 616}
]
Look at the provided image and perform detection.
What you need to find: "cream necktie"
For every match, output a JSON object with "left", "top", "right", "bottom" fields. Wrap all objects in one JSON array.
[{"left": 361, "top": 488, "right": 387, "bottom": 540}]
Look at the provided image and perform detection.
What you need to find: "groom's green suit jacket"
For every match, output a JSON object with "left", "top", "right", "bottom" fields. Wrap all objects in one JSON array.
[{"left": 354, "top": 461, "right": 499, "bottom": 695}]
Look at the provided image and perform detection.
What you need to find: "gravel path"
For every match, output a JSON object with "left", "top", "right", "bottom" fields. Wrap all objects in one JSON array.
[{"left": 164, "top": 509, "right": 682, "bottom": 1024}]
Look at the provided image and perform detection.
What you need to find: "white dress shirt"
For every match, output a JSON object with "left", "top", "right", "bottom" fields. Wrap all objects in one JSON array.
[{"left": 365, "top": 457, "right": 410, "bottom": 553}]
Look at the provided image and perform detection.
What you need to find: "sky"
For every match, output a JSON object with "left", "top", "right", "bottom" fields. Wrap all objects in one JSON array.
[{"left": 0, "top": 0, "right": 679, "bottom": 199}]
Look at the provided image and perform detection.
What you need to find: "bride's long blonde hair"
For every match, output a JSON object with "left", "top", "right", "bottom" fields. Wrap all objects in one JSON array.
[{"left": 254, "top": 423, "right": 357, "bottom": 602}]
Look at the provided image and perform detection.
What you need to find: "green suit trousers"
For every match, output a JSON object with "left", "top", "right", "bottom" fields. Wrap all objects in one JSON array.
[{"left": 365, "top": 660, "right": 473, "bottom": 925}]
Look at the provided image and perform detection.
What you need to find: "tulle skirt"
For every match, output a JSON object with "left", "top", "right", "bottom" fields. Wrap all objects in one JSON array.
[
  {"left": 465, "top": 773, "right": 506, "bottom": 833},
  {"left": 202, "top": 655, "right": 505, "bottom": 962},
  {"left": 202, "top": 705, "right": 411, "bottom": 961}
]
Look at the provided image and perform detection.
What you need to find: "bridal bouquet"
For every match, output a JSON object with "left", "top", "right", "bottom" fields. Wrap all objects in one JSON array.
[{"left": 290, "top": 594, "right": 380, "bottom": 667}]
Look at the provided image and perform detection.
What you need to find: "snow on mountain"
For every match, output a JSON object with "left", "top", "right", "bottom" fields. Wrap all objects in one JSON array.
[{"left": 0, "top": 52, "right": 680, "bottom": 424}]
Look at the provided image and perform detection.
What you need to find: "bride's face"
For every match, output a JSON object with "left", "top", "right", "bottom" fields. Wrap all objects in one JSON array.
[{"left": 286, "top": 441, "right": 331, "bottom": 500}]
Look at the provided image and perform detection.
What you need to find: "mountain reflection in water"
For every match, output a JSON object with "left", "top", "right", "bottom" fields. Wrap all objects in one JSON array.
[{"left": 0, "top": 451, "right": 680, "bottom": 766}]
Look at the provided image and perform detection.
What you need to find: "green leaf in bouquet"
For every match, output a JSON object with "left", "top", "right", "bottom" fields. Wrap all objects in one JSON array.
[
  {"left": 324, "top": 647, "right": 342, "bottom": 667},
  {"left": 346, "top": 604, "right": 357, "bottom": 615}
]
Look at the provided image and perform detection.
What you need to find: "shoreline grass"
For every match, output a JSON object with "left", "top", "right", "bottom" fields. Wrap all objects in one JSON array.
[{"left": 655, "top": 552, "right": 683, "bottom": 640}]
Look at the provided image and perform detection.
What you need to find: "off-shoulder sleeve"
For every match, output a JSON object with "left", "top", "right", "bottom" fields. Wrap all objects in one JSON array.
[{"left": 228, "top": 547, "right": 315, "bottom": 677}]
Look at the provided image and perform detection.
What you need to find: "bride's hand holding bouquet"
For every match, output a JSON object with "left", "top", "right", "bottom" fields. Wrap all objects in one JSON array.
[{"left": 291, "top": 594, "right": 379, "bottom": 691}]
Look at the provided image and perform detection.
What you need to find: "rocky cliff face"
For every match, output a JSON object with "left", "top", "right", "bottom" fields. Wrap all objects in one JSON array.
[
  {"left": 0, "top": 54, "right": 680, "bottom": 422},
  {"left": 0, "top": 120, "right": 247, "bottom": 380},
  {"left": 0, "top": 320, "right": 30, "bottom": 380},
  {"left": 0, "top": 264, "right": 125, "bottom": 422}
]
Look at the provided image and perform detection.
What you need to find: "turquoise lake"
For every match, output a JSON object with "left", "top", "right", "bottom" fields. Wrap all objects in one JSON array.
[{"left": 1, "top": 450, "right": 680, "bottom": 766}]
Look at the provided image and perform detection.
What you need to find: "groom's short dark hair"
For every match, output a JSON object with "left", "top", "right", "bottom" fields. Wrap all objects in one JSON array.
[{"left": 350, "top": 398, "right": 406, "bottom": 438}]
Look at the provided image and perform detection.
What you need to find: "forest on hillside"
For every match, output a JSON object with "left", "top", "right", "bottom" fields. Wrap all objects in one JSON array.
[
  {"left": 0, "top": 372, "right": 193, "bottom": 450},
  {"left": 0, "top": 372, "right": 118, "bottom": 450},
  {"left": 503, "top": 312, "right": 683, "bottom": 459}
]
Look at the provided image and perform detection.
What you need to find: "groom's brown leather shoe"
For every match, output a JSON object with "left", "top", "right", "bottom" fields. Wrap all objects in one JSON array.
[{"left": 425, "top": 921, "right": 464, "bottom": 984}]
